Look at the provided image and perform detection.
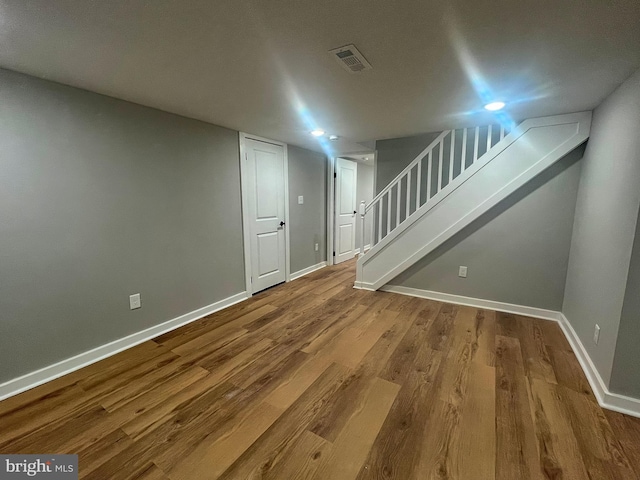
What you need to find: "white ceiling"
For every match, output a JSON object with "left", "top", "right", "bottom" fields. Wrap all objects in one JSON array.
[
  {"left": 0, "top": 0, "right": 639, "bottom": 155},
  {"left": 343, "top": 153, "right": 374, "bottom": 165}
]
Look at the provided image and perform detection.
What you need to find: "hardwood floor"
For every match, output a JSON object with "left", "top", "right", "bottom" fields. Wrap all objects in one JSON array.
[{"left": 2, "top": 259, "right": 640, "bottom": 479}]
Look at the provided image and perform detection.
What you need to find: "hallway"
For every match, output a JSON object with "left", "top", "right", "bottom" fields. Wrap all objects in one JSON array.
[{"left": 1, "top": 260, "right": 640, "bottom": 479}]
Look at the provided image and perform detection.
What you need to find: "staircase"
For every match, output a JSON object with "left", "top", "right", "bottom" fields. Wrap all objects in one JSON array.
[{"left": 355, "top": 112, "right": 592, "bottom": 290}]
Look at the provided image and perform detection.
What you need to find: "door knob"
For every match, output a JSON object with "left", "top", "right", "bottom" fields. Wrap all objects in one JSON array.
[
  {"left": 353, "top": 210, "right": 357, "bottom": 215},
  {"left": 279, "top": 221, "right": 286, "bottom": 227}
]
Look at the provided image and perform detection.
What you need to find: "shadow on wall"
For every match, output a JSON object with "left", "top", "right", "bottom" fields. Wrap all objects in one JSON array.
[{"left": 389, "top": 143, "right": 586, "bottom": 310}]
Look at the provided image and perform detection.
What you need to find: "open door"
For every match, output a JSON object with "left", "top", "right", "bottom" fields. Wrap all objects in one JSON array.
[{"left": 334, "top": 157, "right": 358, "bottom": 264}]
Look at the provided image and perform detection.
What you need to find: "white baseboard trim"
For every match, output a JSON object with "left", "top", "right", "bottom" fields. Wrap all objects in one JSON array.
[
  {"left": 0, "top": 291, "right": 249, "bottom": 402},
  {"left": 353, "top": 281, "right": 375, "bottom": 290},
  {"left": 290, "top": 261, "right": 327, "bottom": 281},
  {"left": 557, "top": 313, "right": 640, "bottom": 418},
  {"left": 380, "top": 285, "right": 561, "bottom": 322},
  {"left": 379, "top": 284, "right": 640, "bottom": 418}
]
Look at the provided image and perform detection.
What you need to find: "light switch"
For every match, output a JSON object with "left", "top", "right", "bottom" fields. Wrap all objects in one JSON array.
[
  {"left": 298, "top": 195, "right": 304, "bottom": 205},
  {"left": 129, "top": 293, "right": 141, "bottom": 310}
]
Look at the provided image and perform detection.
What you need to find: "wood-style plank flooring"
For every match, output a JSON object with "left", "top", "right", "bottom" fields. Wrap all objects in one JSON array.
[{"left": 2, "top": 260, "right": 640, "bottom": 479}]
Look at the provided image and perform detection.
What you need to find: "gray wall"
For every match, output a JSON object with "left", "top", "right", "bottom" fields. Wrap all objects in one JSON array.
[
  {"left": 374, "top": 131, "right": 441, "bottom": 193},
  {"left": 564, "top": 67, "right": 640, "bottom": 388},
  {"left": 287, "top": 145, "right": 327, "bottom": 273},
  {"left": 389, "top": 149, "right": 584, "bottom": 311},
  {"left": 0, "top": 68, "right": 245, "bottom": 383},
  {"left": 356, "top": 162, "right": 374, "bottom": 250},
  {"left": 610, "top": 206, "right": 640, "bottom": 397}
]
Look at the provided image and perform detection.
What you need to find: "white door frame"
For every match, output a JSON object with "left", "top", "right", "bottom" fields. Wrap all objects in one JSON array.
[
  {"left": 326, "top": 156, "right": 336, "bottom": 266},
  {"left": 239, "top": 132, "right": 291, "bottom": 296}
]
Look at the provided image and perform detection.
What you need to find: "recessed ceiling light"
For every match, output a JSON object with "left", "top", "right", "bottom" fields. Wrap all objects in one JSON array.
[
  {"left": 310, "top": 129, "right": 325, "bottom": 137},
  {"left": 329, "top": 135, "right": 339, "bottom": 141},
  {"left": 484, "top": 101, "right": 506, "bottom": 111}
]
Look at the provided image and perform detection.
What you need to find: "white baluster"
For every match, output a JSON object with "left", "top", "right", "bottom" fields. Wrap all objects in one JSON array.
[
  {"left": 438, "top": 141, "right": 444, "bottom": 192},
  {"left": 377, "top": 201, "right": 382, "bottom": 243},
  {"left": 370, "top": 208, "right": 375, "bottom": 249},
  {"left": 449, "top": 130, "right": 455, "bottom": 183},
  {"left": 426, "top": 150, "right": 433, "bottom": 199},
  {"left": 386, "top": 191, "right": 391, "bottom": 236},
  {"left": 500, "top": 125, "right": 505, "bottom": 141},
  {"left": 416, "top": 161, "right": 422, "bottom": 211},
  {"left": 473, "top": 126, "right": 479, "bottom": 164},
  {"left": 359, "top": 201, "right": 366, "bottom": 255},
  {"left": 487, "top": 124, "right": 493, "bottom": 151},
  {"left": 406, "top": 170, "right": 411, "bottom": 220},
  {"left": 396, "top": 182, "right": 401, "bottom": 228},
  {"left": 461, "top": 128, "right": 467, "bottom": 172}
]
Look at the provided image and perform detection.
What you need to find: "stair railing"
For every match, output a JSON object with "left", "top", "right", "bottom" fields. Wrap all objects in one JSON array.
[{"left": 360, "top": 123, "right": 513, "bottom": 254}]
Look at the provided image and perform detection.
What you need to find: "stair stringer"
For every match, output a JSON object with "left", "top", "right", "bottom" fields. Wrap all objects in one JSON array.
[{"left": 355, "top": 111, "right": 592, "bottom": 290}]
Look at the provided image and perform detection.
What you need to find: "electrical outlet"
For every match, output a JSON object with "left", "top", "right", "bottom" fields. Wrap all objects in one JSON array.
[
  {"left": 458, "top": 266, "right": 468, "bottom": 278},
  {"left": 298, "top": 195, "right": 304, "bottom": 205},
  {"left": 314, "top": 243, "right": 319, "bottom": 251},
  {"left": 129, "top": 293, "right": 141, "bottom": 310},
  {"left": 593, "top": 324, "right": 600, "bottom": 345}
]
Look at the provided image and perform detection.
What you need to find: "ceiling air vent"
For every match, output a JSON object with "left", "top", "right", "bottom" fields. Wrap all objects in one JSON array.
[{"left": 329, "top": 44, "right": 372, "bottom": 74}]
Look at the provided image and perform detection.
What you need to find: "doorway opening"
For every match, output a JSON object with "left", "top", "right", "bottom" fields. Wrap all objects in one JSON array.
[{"left": 327, "top": 154, "right": 376, "bottom": 266}]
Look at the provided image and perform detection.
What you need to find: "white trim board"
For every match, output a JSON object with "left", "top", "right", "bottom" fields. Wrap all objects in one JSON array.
[
  {"left": 326, "top": 156, "right": 336, "bottom": 266},
  {"left": 290, "top": 261, "right": 327, "bottom": 281},
  {"left": 358, "top": 244, "right": 371, "bottom": 256},
  {"left": 557, "top": 313, "right": 640, "bottom": 418},
  {"left": 380, "top": 285, "right": 561, "bottom": 321},
  {"left": 283, "top": 145, "right": 291, "bottom": 283},
  {"left": 354, "top": 280, "right": 374, "bottom": 290},
  {"left": 380, "top": 284, "right": 640, "bottom": 418},
  {"left": 0, "top": 291, "right": 248, "bottom": 402}
]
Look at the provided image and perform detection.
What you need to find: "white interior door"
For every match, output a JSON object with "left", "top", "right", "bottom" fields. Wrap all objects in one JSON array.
[
  {"left": 334, "top": 157, "right": 358, "bottom": 264},
  {"left": 244, "top": 138, "right": 287, "bottom": 292}
]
